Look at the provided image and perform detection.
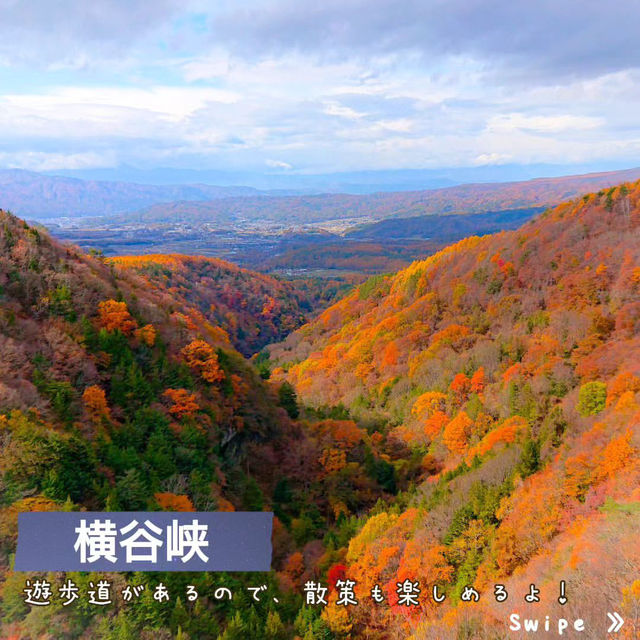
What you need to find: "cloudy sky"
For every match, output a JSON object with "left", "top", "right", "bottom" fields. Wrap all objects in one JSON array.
[{"left": 0, "top": 0, "right": 639, "bottom": 177}]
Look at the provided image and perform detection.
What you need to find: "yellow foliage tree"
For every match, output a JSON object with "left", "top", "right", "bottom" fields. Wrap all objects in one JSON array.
[
  {"left": 621, "top": 579, "right": 640, "bottom": 638},
  {"left": 448, "top": 519, "right": 492, "bottom": 565},
  {"left": 0, "top": 495, "right": 61, "bottom": 544},
  {"left": 615, "top": 391, "right": 638, "bottom": 412},
  {"left": 347, "top": 512, "right": 397, "bottom": 563},
  {"left": 412, "top": 391, "right": 447, "bottom": 419},
  {"left": 322, "top": 601, "right": 353, "bottom": 636}
]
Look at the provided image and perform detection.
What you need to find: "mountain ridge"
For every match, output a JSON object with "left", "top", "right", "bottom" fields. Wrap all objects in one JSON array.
[
  {"left": 1, "top": 177, "right": 640, "bottom": 638},
  {"left": 0, "top": 168, "right": 274, "bottom": 219},
  {"left": 0, "top": 209, "right": 398, "bottom": 639},
  {"left": 84, "top": 166, "right": 640, "bottom": 227},
  {"left": 267, "top": 179, "right": 640, "bottom": 637},
  {"left": 107, "top": 253, "right": 324, "bottom": 356},
  {"left": 1, "top": 166, "right": 639, "bottom": 226}
]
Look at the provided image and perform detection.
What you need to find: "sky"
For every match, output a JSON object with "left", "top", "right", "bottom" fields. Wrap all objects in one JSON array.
[{"left": 0, "top": 0, "right": 639, "bottom": 179}]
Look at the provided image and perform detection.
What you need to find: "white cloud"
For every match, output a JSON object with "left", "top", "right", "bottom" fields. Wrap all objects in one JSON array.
[
  {"left": 2, "top": 86, "right": 239, "bottom": 123},
  {"left": 473, "top": 153, "right": 512, "bottom": 166},
  {"left": 323, "top": 101, "right": 367, "bottom": 119},
  {"left": 0, "top": 150, "right": 117, "bottom": 172},
  {"left": 180, "top": 54, "right": 231, "bottom": 82},
  {"left": 377, "top": 118, "right": 414, "bottom": 133},
  {"left": 266, "top": 159, "right": 293, "bottom": 169},
  {"left": 0, "top": 18, "right": 636, "bottom": 175},
  {"left": 486, "top": 113, "right": 604, "bottom": 135}
]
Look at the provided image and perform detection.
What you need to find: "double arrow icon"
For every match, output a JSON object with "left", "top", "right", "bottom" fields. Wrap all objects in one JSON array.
[{"left": 607, "top": 612, "right": 624, "bottom": 633}]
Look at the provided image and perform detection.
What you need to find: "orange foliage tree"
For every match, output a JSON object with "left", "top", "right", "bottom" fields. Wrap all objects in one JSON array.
[
  {"left": 606, "top": 371, "right": 640, "bottom": 406},
  {"left": 490, "top": 468, "right": 561, "bottom": 577},
  {"left": 181, "top": 339, "right": 225, "bottom": 384},
  {"left": 470, "top": 367, "right": 485, "bottom": 394},
  {"left": 135, "top": 323, "right": 157, "bottom": 347},
  {"left": 563, "top": 454, "right": 592, "bottom": 502},
  {"left": 382, "top": 341, "right": 399, "bottom": 367},
  {"left": 595, "top": 430, "right": 636, "bottom": 481},
  {"left": 424, "top": 410, "right": 449, "bottom": 440},
  {"left": 97, "top": 299, "right": 137, "bottom": 335},
  {"left": 82, "top": 385, "right": 111, "bottom": 423},
  {"left": 311, "top": 419, "right": 364, "bottom": 449},
  {"left": 163, "top": 388, "right": 199, "bottom": 419},
  {"left": 154, "top": 492, "right": 195, "bottom": 511},
  {"left": 465, "top": 416, "right": 524, "bottom": 463},
  {"left": 320, "top": 448, "right": 348, "bottom": 475},
  {"left": 284, "top": 551, "right": 305, "bottom": 580},
  {"left": 443, "top": 411, "right": 472, "bottom": 453},
  {"left": 450, "top": 373, "right": 471, "bottom": 403}
]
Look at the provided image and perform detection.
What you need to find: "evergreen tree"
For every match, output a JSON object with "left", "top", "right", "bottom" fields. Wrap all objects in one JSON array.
[
  {"left": 264, "top": 610, "right": 287, "bottom": 640},
  {"left": 518, "top": 437, "right": 541, "bottom": 477},
  {"left": 278, "top": 382, "right": 299, "bottom": 419}
]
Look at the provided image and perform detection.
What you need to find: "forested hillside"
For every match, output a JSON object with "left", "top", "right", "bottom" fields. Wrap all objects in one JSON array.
[
  {"left": 270, "top": 182, "right": 640, "bottom": 637},
  {"left": 107, "top": 254, "right": 312, "bottom": 357},
  {"left": 2, "top": 177, "right": 640, "bottom": 639},
  {"left": 0, "top": 211, "right": 400, "bottom": 639}
]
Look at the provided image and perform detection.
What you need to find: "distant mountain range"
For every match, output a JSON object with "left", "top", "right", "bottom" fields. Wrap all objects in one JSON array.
[
  {"left": 258, "top": 208, "right": 546, "bottom": 275},
  {"left": 0, "top": 169, "right": 281, "bottom": 219},
  {"left": 95, "top": 166, "right": 640, "bottom": 226},
  {"left": 46, "top": 161, "right": 640, "bottom": 193},
  {"left": 2, "top": 166, "right": 640, "bottom": 226}
]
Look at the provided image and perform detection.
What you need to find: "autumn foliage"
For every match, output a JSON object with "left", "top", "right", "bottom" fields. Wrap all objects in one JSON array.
[
  {"left": 268, "top": 180, "right": 640, "bottom": 637},
  {"left": 97, "top": 299, "right": 137, "bottom": 335},
  {"left": 154, "top": 492, "right": 195, "bottom": 511},
  {"left": 109, "top": 253, "right": 311, "bottom": 356},
  {"left": 82, "top": 385, "right": 111, "bottom": 423},
  {"left": 2, "top": 177, "right": 640, "bottom": 639},
  {"left": 443, "top": 411, "right": 472, "bottom": 454},
  {"left": 163, "top": 388, "right": 199, "bottom": 419},
  {"left": 135, "top": 323, "right": 157, "bottom": 347},
  {"left": 181, "top": 339, "right": 225, "bottom": 384}
]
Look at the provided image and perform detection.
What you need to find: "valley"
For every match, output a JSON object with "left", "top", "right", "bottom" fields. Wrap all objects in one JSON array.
[
  {"left": 3, "top": 2, "right": 639, "bottom": 637},
  {"left": 1, "top": 178, "right": 640, "bottom": 639},
  {"left": 47, "top": 207, "right": 544, "bottom": 277}
]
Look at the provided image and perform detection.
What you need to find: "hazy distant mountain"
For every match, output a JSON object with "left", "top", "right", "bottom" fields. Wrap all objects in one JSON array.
[
  {"left": 4, "top": 166, "right": 640, "bottom": 225},
  {"left": 102, "top": 166, "right": 640, "bottom": 227},
  {"left": 0, "top": 169, "right": 269, "bottom": 219},
  {"left": 46, "top": 161, "right": 637, "bottom": 193}
]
